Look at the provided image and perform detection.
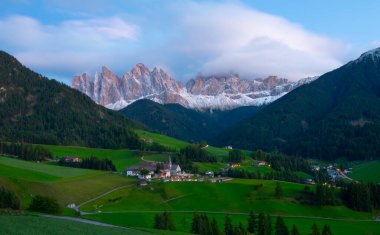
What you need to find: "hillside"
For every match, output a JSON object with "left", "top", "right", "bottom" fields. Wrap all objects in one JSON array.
[
  {"left": 215, "top": 48, "right": 380, "bottom": 160},
  {"left": 0, "top": 51, "right": 142, "bottom": 149},
  {"left": 121, "top": 99, "right": 261, "bottom": 142}
]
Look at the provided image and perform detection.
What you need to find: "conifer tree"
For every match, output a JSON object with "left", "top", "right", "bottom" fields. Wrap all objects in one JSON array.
[
  {"left": 211, "top": 218, "right": 221, "bottom": 235},
  {"left": 224, "top": 215, "right": 234, "bottom": 235},
  {"left": 322, "top": 224, "right": 333, "bottom": 235},
  {"left": 275, "top": 216, "right": 289, "bottom": 235},
  {"left": 275, "top": 182, "right": 283, "bottom": 198},
  {"left": 258, "top": 212, "right": 266, "bottom": 235},
  {"left": 290, "top": 225, "right": 300, "bottom": 235},
  {"left": 310, "top": 224, "right": 320, "bottom": 235},
  {"left": 247, "top": 211, "right": 256, "bottom": 234}
]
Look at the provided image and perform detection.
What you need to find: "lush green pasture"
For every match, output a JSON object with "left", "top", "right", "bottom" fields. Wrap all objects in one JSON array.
[
  {"left": 136, "top": 130, "right": 189, "bottom": 151},
  {"left": 81, "top": 179, "right": 374, "bottom": 220},
  {"left": 193, "top": 162, "right": 227, "bottom": 173},
  {"left": 143, "top": 153, "right": 172, "bottom": 163},
  {"left": 41, "top": 145, "right": 141, "bottom": 171},
  {"left": 84, "top": 211, "right": 380, "bottom": 235},
  {"left": 0, "top": 215, "right": 151, "bottom": 235},
  {"left": 350, "top": 160, "right": 380, "bottom": 182},
  {"left": 0, "top": 156, "right": 136, "bottom": 208},
  {"left": 0, "top": 156, "right": 98, "bottom": 180}
]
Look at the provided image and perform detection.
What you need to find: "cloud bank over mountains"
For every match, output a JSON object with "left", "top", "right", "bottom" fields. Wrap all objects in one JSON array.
[{"left": 0, "top": 1, "right": 349, "bottom": 83}]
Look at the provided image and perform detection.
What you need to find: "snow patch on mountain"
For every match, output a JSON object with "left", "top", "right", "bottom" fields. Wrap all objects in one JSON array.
[{"left": 72, "top": 64, "right": 318, "bottom": 111}]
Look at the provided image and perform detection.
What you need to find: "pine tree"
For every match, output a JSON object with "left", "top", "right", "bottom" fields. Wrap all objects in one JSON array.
[
  {"left": 275, "top": 182, "right": 283, "bottom": 198},
  {"left": 310, "top": 224, "right": 320, "bottom": 235},
  {"left": 258, "top": 212, "right": 266, "bottom": 235},
  {"left": 247, "top": 211, "right": 256, "bottom": 234},
  {"left": 290, "top": 225, "right": 300, "bottom": 235},
  {"left": 234, "top": 222, "right": 247, "bottom": 235},
  {"left": 265, "top": 214, "right": 272, "bottom": 235},
  {"left": 322, "top": 224, "right": 333, "bottom": 235},
  {"left": 224, "top": 215, "right": 234, "bottom": 235},
  {"left": 200, "top": 213, "right": 211, "bottom": 235},
  {"left": 211, "top": 218, "right": 221, "bottom": 235},
  {"left": 191, "top": 212, "right": 201, "bottom": 234},
  {"left": 275, "top": 216, "right": 289, "bottom": 235}
]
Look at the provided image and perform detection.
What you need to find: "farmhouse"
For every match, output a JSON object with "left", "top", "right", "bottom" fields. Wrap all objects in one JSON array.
[
  {"left": 64, "top": 156, "right": 81, "bottom": 163},
  {"left": 126, "top": 166, "right": 140, "bottom": 176},
  {"left": 205, "top": 171, "right": 214, "bottom": 178}
]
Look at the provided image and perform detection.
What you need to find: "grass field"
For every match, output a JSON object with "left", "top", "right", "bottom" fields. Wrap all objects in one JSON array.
[
  {"left": 136, "top": 130, "right": 189, "bottom": 151},
  {"left": 136, "top": 130, "right": 239, "bottom": 160},
  {"left": 0, "top": 156, "right": 99, "bottom": 181},
  {"left": 84, "top": 210, "right": 380, "bottom": 235},
  {"left": 350, "top": 160, "right": 380, "bottom": 183},
  {"left": 41, "top": 145, "right": 141, "bottom": 171},
  {"left": 0, "top": 156, "right": 136, "bottom": 208},
  {"left": 80, "top": 179, "right": 375, "bottom": 220},
  {"left": 0, "top": 215, "right": 151, "bottom": 235}
]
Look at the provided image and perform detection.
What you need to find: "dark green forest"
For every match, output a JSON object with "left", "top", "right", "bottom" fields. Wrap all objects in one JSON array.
[
  {"left": 216, "top": 51, "right": 380, "bottom": 161},
  {"left": 0, "top": 51, "right": 142, "bottom": 149}
]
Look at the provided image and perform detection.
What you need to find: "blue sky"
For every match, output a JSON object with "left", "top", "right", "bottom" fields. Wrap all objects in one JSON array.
[{"left": 1, "top": 0, "right": 379, "bottom": 84}]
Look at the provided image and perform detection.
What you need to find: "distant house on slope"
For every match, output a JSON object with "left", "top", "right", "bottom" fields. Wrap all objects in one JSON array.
[{"left": 126, "top": 166, "right": 140, "bottom": 176}]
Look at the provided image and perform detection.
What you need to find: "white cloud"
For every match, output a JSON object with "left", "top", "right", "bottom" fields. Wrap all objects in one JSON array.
[
  {"left": 0, "top": 15, "right": 139, "bottom": 81},
  {"left": 0, "top": 1, "right": 350, "bottom": 83},
  {"left": 172, "top": 1, "right": 348, "bottom": 79}
]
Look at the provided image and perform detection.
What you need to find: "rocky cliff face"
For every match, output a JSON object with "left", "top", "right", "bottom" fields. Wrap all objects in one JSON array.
[{"left": 72, "top": 64, "right": 317, "bottom": 110}]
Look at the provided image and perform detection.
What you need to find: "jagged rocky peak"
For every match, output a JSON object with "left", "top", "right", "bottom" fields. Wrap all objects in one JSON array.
[{"left": 72, "top": 64, "right": 318, "bottom": 111}]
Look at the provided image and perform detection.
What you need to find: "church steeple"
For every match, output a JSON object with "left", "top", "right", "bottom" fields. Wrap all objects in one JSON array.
[{"left": 169, "top": 156, "right": 172, "bottom": 169}]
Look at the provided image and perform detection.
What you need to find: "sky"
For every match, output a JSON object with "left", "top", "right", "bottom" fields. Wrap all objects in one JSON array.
[{"left": 1, "top": 0, "right": 379, "bottom": 84}]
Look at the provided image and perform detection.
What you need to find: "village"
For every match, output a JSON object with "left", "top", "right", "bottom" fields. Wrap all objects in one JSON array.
[{"left": 125, "top": 156, "right": 233, "bottom": 185}]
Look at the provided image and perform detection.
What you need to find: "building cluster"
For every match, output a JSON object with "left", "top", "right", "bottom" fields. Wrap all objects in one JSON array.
[
  {"left": 126, "top": 157, "right": 191, "bottom": 181},
  {"left": 63, "top": 156, "right": 81, "bottom": 163}
]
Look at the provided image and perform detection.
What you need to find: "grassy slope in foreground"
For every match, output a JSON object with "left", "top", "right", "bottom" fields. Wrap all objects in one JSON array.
[
  {"left": 41, "top": 145, "right": 141, "bottom": 171},
  {"left": 81, "top": 179, "right": 374, "bottom": 220},
  {"left": 350, "top": 160, "right": 380, "bottom": 183},
  {"left": 0, "top": 215, "right": 151, "bottom": 235},
  {"left": 0, "top": 156, "right": 136, "bottom": 208}
]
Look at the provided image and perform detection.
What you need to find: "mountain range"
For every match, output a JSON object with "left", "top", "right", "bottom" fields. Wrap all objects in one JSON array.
[
  {"left": 72, "top": 64, "right": 317, "bottom": 110},
  {"left": 215, "top": 48, "right": 380, "bottom": 161}
]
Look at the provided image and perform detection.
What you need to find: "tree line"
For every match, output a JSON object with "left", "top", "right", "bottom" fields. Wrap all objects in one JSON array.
[
  {"left": 341, "top": 182, "right": 380, "bottom": 212},
  {"left": 251, "top": 150, "right": 313, "bottom": 175},
  {"left": 58, "top": 156, "right": 116, "bottom": 171},
  {"left": 0, "top": 142, "right": 52, "bottom": 161},
  {"left": 154, "top": 211, "right": 334, "bottom": 235},
  {"left": 173, "top": 144, "right": 216, "bottom": 172}
]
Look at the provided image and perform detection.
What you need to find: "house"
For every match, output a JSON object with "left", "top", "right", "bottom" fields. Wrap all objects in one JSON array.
[
  {"left": 126, "top": 166, "right": 140, "bottom": 176},
  {"left": 158, "top": 169, "right": 171, "bottom": 178},
  {"left": 138, "top": 173, "right": 152, "bottom": 180},
  {"left": 228, "top": 163, "right": 240, "bottom": 168},
  {"left": 257, "top": 161, "right": 266, "bottom": 166},
  {"left": 224, "top": 146, "right": 233, "bottom": 150},
  {"left": 205, "top": 171, "right": 214, "bottom": 178},
  {"left": 141, "top": 138, "right": 153, "bottom": 143},
  {"left": 64, "top": 156, "right": 81, "bottom": 163}
]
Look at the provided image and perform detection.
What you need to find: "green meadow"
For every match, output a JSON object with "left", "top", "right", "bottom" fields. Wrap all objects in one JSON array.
[
  {"left": 84, "top": 212, "right": 380, "bottom": 235},
  {"left": 41, "top": 145, "right": 141, "bottom": 171},
  {"left": 350, "top": 160, "right": 380, "bottom": 183},
  {"left": 0, "top": 215, "right": 152, "bottom": 235}
]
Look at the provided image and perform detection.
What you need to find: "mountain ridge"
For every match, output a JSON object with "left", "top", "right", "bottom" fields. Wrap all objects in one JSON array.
[
  {"left": 0, "top": 50, "right": 142, "bottom": 149},
  {"left": 214, "top": 47, "right": 380, "bottom": 161},
  {"left": 73, "top": 64, "right": 317, "bottom": 110}
]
